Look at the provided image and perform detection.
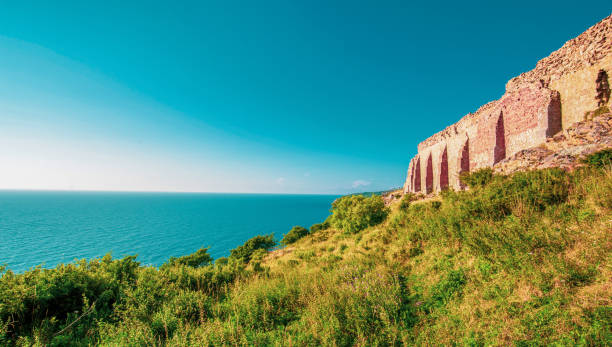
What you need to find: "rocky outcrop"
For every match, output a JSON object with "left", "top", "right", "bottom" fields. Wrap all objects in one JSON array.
[
  {"left": 404, "top": 14, "right": 612, "bottom": 194},
  {"left": 494, "top": 113, "right": 612, "bottom": 174}
]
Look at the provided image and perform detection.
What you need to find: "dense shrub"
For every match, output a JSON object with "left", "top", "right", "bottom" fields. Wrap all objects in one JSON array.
[
  {"left": 309, "top": 221, "right": 329, "bottom": 233},
  {"left": 460, "top": 168, "right": 494, "bottom": 188},
  {"left": 0, "top": 254, "right": 139, "bottom": 345},
  {"left": 399, "top": 193, "right": 416, "bottom": 210},
  {"left": 163, "top": 247, "right": 213, "bottom": 269},
  {"left": 280, "top": 226, "right": 309, "bottom": 246},
  {"left": 229, "top": 234, "right": 276, "bottom": 263},
  {"left": 451, "top": 168, "right": 570, "bottom": 222},
  {"left": 329, "top": 194, "right": 389, "bottom": 233},
  {"left": 583, "top": 148, "right": 612, "bottom": 169}
]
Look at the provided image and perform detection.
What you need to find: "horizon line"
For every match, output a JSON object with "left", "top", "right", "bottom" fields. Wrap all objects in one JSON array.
[{"left": 0, "top": 187, "right": 346, "bottom": 196}]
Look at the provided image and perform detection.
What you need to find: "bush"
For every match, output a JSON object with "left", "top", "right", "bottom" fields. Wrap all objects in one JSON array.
[
  {"left": 453, "top": 168, "right": 569, "bottom": 221},
  {"left": 0, "top": 254, "right": 139, "bottom": 344},
  {"left": 399, "top": 193, "right": 416, "bottom": 210},
  {"left": 310, "top": 221, "right": 329, "bottom": 233},
  {"left": 163, "top": 247, "right": 213, "bottom": 269},
  {"left": 583, "top": 149, "right": 612, "bottom": 169},
  {"left": 506, "top": 169, "right": 570, "bottom": 210},
  {"left": 281, "top": 226, "right": 309, "bottom": 246},
  {"left": 151, "top": 307, "right": 179, "bottom": 340},
  {"left": 460, "top": 168, "right": 493, "bottom": 188},
  {"left": 229, "top": 234, "right": 276, "bottom": 263},
  {"left": 329, "top": 195, "right": 389, "bottom": 233},
  {"left": 215, "top": 257, "right": 229, "bottom": 266}
]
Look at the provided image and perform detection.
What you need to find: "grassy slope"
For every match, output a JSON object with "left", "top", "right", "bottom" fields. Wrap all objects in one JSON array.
[
  {"left": 1, "top": 165, "right": 611, "bottom": 346},
  {"left": 243, "top": 167, "right": 611, "bottom": 346},
  {"left": 161, "top": 166, "right": 611, "bottom": 346}
]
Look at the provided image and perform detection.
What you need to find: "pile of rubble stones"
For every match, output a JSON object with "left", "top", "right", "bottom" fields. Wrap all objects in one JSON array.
[{"left": 494, "top": 114, "right": 612, "bottom": 174}]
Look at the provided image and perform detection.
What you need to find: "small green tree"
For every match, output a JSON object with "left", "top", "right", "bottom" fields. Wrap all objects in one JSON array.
[
  {"left": 163, "top": 247, "right": 213, "bottom": 269},
  {"left": 229, "top": 234, "right": 276, "bottom": 263},
  {"left": 281, "top": 226, "right": 309, "bottom": 246},
  {"left": 329, "top": 194, "right": 389, "bottom": 233}
]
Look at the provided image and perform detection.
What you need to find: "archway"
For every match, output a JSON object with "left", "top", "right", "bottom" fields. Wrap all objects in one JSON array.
[
  {"left": 493, "top": 112, "right": 506, "bottom": 164},
  {"left": 439, "top": 146, "right": 448, "bottom": 190},
  {"left": 425, "top": 153, "right": 433, "bottom": 194},
  {"left": 596, "top": 69, "right": 610, "bottom": 106},
  {"left": 412, "top": 157, "right": 421, "bottom": 193},
  {"left": 458, "top": 138, "right": 470, "bottom": 187}
]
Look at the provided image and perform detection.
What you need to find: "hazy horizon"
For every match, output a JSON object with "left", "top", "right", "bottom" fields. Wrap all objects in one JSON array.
[
  {"left": 0, "top": 188, "right": 346, "bottom": 196},
  {"left": 1, "top": 2, "right": 610, "bottom": 194}
]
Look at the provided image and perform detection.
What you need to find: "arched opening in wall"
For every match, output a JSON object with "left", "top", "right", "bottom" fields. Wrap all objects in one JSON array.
[
  {"left": 407, "top": 161, "right": 415, "bottom": 192},
  {"left": 596, "top": 69, "right": 610, "bottom": 107},
  {"left": 493, "top": 112, "right": 506, "bottom": 164},
  {"left": 546, "top": 91, "right": 562, "bottom": 137},
  {"left": 425, "top": 154, "right": 433, "bottom": 194},
  {"left": 413, "top": 157, "right": 421, "bottom": 193},
  {"left": 439, "top": 147, "right": 448, "bottom": 190},
  {"left": 458, "top": 138, "right": 470, "bottom": 187}
]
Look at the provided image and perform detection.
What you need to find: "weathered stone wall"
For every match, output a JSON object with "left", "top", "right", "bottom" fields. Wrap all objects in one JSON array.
[
  {"left": 508, "top": 15, "right": 612, "bottom": 127},
  {"left": 549, "top": 55, "right": 612, "bottom": 127},
  {"left": 403, "top": 14, "right": 611, "bottom": 194}
]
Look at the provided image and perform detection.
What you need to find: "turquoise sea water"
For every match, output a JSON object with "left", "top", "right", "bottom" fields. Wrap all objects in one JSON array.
[{"left": 0, "top": 191, "right": 338, "bottom": 273}]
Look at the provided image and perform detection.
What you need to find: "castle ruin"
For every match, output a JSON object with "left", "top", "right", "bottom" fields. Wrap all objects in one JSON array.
[{"left": 404, "top": 14, "right": 612, "bottom": 194}]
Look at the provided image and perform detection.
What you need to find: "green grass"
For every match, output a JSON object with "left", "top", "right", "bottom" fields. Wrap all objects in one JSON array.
[{"left": 1, "top": 151, "right": 611, "bottom": 346}]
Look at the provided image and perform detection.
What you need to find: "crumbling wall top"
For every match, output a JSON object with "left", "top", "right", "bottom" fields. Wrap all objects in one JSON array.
[{"left": 506, "top": 14, "right": 612, "bottom": 92}]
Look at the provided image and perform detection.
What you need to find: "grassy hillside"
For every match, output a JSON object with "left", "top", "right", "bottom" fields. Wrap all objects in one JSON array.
[{"left": 1, "top": 151, "right": 611, "bottom": 346}]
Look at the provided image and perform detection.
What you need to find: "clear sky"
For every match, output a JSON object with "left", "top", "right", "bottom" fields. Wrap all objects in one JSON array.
[{"left": 0, "top": 2, "right": 610, "bottom": 194}]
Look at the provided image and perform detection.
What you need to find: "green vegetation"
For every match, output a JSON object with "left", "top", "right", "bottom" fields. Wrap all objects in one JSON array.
[
  {"left": 163, "top": 247, "right": 213, "bottom": 269},
  {"left": 309, "top": 221, "right": 329, "bottom": 233},
  {"left": 1, "top": 150, "right": 611, "bottom": 346},
  {"left": 583, "top": 148, "right": 612, "bottom": 169},
  {"left": 399, "top": 192, "right": 417, "bottom": 210},
  {"left": 329, "top": 194, "right": 389, "bottom": 233},
  {"left": 228, "top": 234, "right": 276, "bottom": 264},
  {"left": 460, "top": 167, "right": 493, "bottom": 188},
  {"left": 280, "top": 226, "right": 309, "bottom": 246}
]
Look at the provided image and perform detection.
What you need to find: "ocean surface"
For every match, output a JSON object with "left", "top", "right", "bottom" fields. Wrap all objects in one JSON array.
[{"left": 0, "top": 191, "right": 339, "bottom": 273}]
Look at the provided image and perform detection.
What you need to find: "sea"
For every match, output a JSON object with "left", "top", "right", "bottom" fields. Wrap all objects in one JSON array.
[{"left": 0, "top": 190, "right": 339, "bottom": 273}]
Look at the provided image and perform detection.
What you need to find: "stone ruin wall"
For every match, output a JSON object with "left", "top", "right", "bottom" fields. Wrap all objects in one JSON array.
[{"left": 404, "top": 14, "right": 612, "bottom": 194}]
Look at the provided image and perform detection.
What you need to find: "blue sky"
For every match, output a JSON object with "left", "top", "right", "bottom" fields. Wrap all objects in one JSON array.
[{"left": 0, "top": 2, "right": 610, "bottom": 194}]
